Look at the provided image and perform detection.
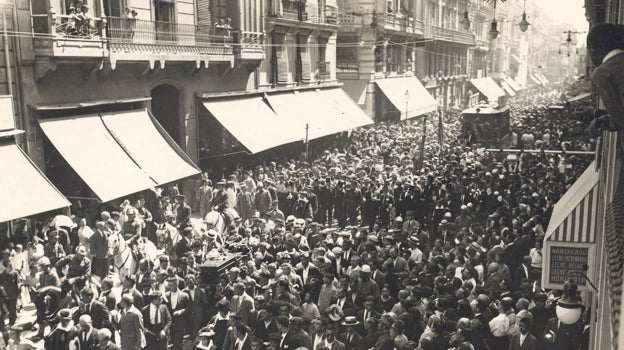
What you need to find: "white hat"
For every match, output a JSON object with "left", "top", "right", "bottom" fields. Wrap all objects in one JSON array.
[
  {"left": 331, "top": 246, "right": 343, "bottom": 255},
  {"left": 361, "top": 264, "right": 371, "bottom": 273}
]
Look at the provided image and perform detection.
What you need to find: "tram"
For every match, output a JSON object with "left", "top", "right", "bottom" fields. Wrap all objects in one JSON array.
[{"left": 461, "top": 105, "right": 511, "bottom": 147}]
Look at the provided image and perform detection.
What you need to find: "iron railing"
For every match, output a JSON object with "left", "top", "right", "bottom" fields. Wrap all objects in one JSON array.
[
  {"left": 31, "top": 13, "right": 105, "bottom": 39},
  {"left": 106, "top": 17, "right": 233, "bottom": 47},
  {"left": 432, "top": 26, "right": 475, "bottom": 45}
]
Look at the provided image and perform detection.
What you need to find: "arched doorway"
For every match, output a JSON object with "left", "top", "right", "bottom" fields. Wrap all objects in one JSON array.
[{"left": 150, "top": 84, "right": 181, "bottom": 145}]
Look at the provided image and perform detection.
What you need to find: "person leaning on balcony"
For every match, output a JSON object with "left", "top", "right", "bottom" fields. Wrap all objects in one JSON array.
[
  {"left": 123, "top": 7, "right": 137, "bottom": 39},
  {"left": 586, "top": 23, "right": 624, "bottom": 134}
]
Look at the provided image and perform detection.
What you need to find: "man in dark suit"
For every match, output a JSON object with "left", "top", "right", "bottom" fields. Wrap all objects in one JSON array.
[
  {"left": 370, "top": 260, "right": 386, "bottom": 289},
  {"left": 90, "top": 221, "right": 109, "bottom": 279},
  {"left": 324, "top": 323, "right": 346, "bottom": 350},
  {"left": 165, "top": 276, "right": 190, "bottom": 350},
  {"left": 543, "top": 317, "right": 582, "bottom": 350},
  {"left": 281, "top": 316, "right": 312, "bottom": 350},
  {"left": 232, "top": 281, "right": 255, "bottom": 325},
  {"left": 75, "top": 287, "right": 111, "bottom": 331},
  {"left": 513, "top": 256, "right": 532, "bottom": 290},
  {"left": 142, "top": 291, "right": 171, "bottom": 350},
  {"left": 587, "top": 24, "right": 624, "bottom": 132},
  {"left": 121, "top": 275, "right": 144, "bottom": 310},
  {"left": 183, "top": 274, "right": 209, "bottom": 339},
  {"left": 119, "top": 294, "right": 146, "bottom": 350},
  {"left": 0, "top": 261, "right": 19, "bottom": 325},
  {"left": 508, "top": 317, "right": 536, "bottom": 350},
  {"left": 135, "top": 259, "right": 155, "bottom": 294},
  {"left": 75, "top": 314, "right": 99, "bottom": 350},
  {"left": 175, "top": 227, "right": 193, "bottom": 262},
  {"left": 254, "top": 306, "right": 278, "bottom": 342},
  {"left": 340, "top": 316, "right": 366, "bottom": 350},
  {"left": 356, "top": 296, "right": 380, "bottom": 334}
]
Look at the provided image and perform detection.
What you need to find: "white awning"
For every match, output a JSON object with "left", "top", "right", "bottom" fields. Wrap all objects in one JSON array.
[
  {"left": 202, "top": 96, "right": 302, "bottom": 154},
  {"left": 529, "top": 74, "right": 543, "bottom": 86},
  {"left": 39, "top": 115, "right": 157, "bottom": 202},
  {"left": 567, "top": 92, "right": 591, "bottom": 103},
  {"left": 100, "top": 109, "right": 200, "bottom": 186},
  {"left": 499, "top": 80, "right": 516, "bottom": 97},
  {"left": 0, "top": 143, "right": 70, "bottom": 222},
  {"left": 266, "top": 90, "right": 351, "bottom": 140},
  {"left": 317, "top": 88, "right": 374, "bottom": 129},
  {"left": 503, "top": 77, "right": 522, "bottom": 92},
  {"left": 375, "top": 77, "right": 437, "bottom": 119},
  {"left": 469, "top": 77, "right": 506, "bottom": 103}
]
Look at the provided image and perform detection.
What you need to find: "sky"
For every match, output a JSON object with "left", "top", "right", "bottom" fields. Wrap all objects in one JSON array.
[{"left": 535, "top": 0, "right": 588, "bottom": 32}]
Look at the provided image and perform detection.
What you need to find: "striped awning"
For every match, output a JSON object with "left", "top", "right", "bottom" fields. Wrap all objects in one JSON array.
[{"left": 545, "top": 161, "right": 599, "bottom": 243}]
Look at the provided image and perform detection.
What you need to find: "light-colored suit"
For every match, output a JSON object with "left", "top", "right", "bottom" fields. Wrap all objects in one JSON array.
[
  {"left": 231, "top": 292, "right": 255, "bottom": 325},
  {"left": 120, "top": 306, "right": 146, "bottom": 350}
]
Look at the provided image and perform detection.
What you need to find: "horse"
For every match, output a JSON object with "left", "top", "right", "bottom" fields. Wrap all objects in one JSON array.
[
  {"left": 154, "top": 222, "right": 182, "bottom": 261},
  {"left": 107, "top": 232, "right": 161, "bottom": 283},
  {"left": 204, "top": 207, "right": 240, "bottom": 234}
]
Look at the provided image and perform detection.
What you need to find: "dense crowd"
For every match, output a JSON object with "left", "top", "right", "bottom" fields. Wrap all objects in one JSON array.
[{"left": 0, "top": 87, "right": 595, "bottom": 350}]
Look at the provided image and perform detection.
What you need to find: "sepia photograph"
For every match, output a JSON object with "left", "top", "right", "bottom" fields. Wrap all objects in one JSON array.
[{"left": 0, "top": 0, "right": 617, "bottom": 349}]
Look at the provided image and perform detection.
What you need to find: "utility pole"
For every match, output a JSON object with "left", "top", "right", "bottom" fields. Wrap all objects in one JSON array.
[
  {"left": 419, "top": 115, "right": 428, "bottom": 166},
  {"left": 305, "top": 123, "right": 309, "bottom": 162}
]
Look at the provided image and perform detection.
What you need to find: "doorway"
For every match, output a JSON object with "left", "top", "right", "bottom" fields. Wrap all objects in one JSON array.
[{"left": 150, "top": 84, "right": 182, "bottom": 145}]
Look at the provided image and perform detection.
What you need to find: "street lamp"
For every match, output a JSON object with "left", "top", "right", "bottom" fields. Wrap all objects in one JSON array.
[
  {"left": 489, "top": 0, "right": 500, "bottom": 40},
  {"left": 505, "top": 154, "right": 519, "bottom": 173},
  {"left": 555, "top": 280, "right": 582, "bottom": 325},
  {"left": 404, "top": 89, "right": 410, "bottom": 121},
  {"left": 519, "top": 0, "right": 529, "bottom": 32}
]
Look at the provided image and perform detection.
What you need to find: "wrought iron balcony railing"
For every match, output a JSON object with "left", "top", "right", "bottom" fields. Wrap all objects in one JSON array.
[
  {"left": 31, "top": 13, "right": 107, "bottom": 57},
  {"left": 106, "top": 17, "right": 234, "bottom": 57}
]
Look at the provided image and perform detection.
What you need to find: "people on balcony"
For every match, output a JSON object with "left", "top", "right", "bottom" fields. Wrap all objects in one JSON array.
[{"left": 64, "top": 0, "right": 92, "bottom": 38}]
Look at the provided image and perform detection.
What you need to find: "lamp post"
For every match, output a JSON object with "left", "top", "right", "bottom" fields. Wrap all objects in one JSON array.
[
  {"left": 555, "top": 280, "right": 582, "bottom": 325},
  {"left": 404, "top": 89, "right": 410, "bottom": 121}
]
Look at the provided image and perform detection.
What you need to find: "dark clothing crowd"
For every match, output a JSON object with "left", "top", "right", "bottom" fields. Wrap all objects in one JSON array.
[{"left": 0, "top": 86, "right": 595, "bottom": 350}]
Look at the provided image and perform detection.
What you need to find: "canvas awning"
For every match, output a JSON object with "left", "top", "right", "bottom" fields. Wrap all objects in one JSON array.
[
  {"left": 545, "top": 161, "right": 599, "bottom": 244},
  {"left": 202, "top": 87, "right": 371, "bottom": 154},
  {"left": 39, "top": 114, "right": 157, "bottom": 202},
  {"left": 529, "top": 74, "right": 543, "bottom": 86},
  {"left": 100, "top": 109, "right": 200, "bottom": 185},
  {"left": 0, "top": 142, "right": 70, "bottom": 222},
  {"left": 542, "top": 162, "right": 599, "bottom": 290},
  {"left": 375, "top": 77, "right": 437, "bottom": 120},
  {"left": 499, "top": 80, "right": 516, "bottom": 97},
  {"left": 567, "top": 92, "right": 592, "bottom": 103},
  {"left": 469, "top": 77, "right": 506, "bottom": 103},
  {"left": 504, "top": 77, "right": 522, "bottom": 92}
]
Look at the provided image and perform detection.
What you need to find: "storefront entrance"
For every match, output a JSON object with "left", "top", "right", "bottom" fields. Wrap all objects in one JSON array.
[{"left": 150, "top": 84, "right": 182, "bottom": 145}]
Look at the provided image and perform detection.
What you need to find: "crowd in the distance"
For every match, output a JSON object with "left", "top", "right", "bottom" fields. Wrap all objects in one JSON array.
[{"left": 0, "top": 86, "right": 595, "bottom": 350}]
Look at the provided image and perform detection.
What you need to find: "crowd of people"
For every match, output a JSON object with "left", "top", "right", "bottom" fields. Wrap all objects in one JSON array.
[{"left": 0, "top": 86, "right": 595, "bottom": 350}]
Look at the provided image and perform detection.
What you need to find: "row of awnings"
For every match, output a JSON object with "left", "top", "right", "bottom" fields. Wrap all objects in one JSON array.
[
  {"left": 39, "top": 109, "right": 200, "bottom": 203},
  {"left": 203, "top": 87, "right": 375, "bottom": 154},
  {"left": 529, "top": 72, "right": 550, "bottom": 86}
]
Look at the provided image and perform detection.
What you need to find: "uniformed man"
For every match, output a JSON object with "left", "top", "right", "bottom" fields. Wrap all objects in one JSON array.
[
  {"left": 56, "top": 245, "right": 91, "bottom": 282},
  {"left": 121, "top": 208, "right": 143, "bottom": 244},
  {"left": 175, "top": 195, "right": 192, "bottom": 228}
]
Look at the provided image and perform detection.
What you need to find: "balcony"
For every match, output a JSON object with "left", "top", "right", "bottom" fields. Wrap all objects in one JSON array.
[
  {"left": 235, "top": 31, "right": 265, "bottom": 62},
  {"left": 106, "top": 17, "right": 234, "bottom": 68},
  {"left": 267, "top": 4, "right": 339, "bottom": 33},
  {"left": 31, "top": 13, "right": 107, "bottom": 58},
  {"left": 376, "top": 12, "right": 424, "bottom": 36},
  {"left": 432, "top": 26, "right": 475, "bottom": 45}
]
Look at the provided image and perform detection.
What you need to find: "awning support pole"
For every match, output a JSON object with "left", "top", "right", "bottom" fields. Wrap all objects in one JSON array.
[{"left": 305, "top": 123, "right": 309, "bottom": 162}]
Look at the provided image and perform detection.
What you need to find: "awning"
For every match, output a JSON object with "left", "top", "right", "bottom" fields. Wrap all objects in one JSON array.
[
  {"left": 504, "top": 77, "right": 522, "bottom": 92},
  {"left": 375, "top": 77, "right": 437, "bottom": 119},
  {"left": 567, "top": 92, "right": 591, "bottom": 103},
  {"left": 318, "top": 88, "right": 373, "bottom": 129},
  {"left": 545, "top": 161, "right": 599, "bottom": 244},
  {"left": 499, "top": 80, "right": 516, "bottom": 97},
  {"left": 542, "top": 162, "right": 598, "bottom": 290},
  {"left": 528, "top": 74, "right": 543, "bottom": 86},
  {"left": 0, "top": 143, "right": 70, "bottom": 222},
  {"left": 266, "top": 90, "right": 354, "bottom": 140},
  {"left": 341, "top": 79, "right": 368, "bottom": 105},
  {"left": 202, "top": 96, "right": 301, "bottom": 154},
  {"left": 469, "top": 77, "right": 506, "bottom": 103},
  {"left": 537, "top": 73, "right": 550, "bottom": 85},
  {"left": 100, "top": 109, "right": 200, "bottom": 185},
  {"left": 39, "top": 114, "right": 157, "bottom": 202}
]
